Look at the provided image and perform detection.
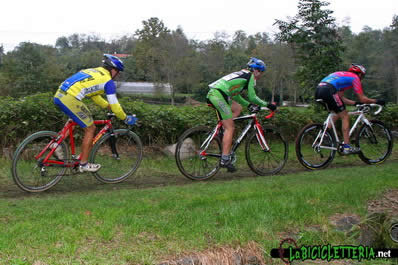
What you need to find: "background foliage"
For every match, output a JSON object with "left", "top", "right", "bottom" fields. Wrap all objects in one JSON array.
[
  {"left": 0, "top": 0, "right": 397, "bottom": 152},
  {"left": 1, "top": 92, "right": 397, "bottom": 149},
  {"left": 0, "top": 1, "right": 397, "bottom": 104}
]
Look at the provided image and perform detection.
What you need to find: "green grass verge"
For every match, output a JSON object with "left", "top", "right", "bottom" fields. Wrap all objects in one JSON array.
[{"left": 0, "top": 159, "right": 397, "bottom": 264}]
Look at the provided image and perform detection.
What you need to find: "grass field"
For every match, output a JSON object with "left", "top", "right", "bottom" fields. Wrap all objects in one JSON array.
[{"left": 0, "top": 141, "right": 397, "bottom": 264}]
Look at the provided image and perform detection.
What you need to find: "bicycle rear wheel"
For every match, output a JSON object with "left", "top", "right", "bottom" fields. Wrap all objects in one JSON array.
[
  {"left": 11, "top": 131, "right": 69, "bottom": 192},
  {"left": 245, "top": 126, "right": 288, "bottom": 176},
  {"left": 295, "top": 123, "right": 336, "bottom": 170},
  {"left": 175, "top": 126, "right": 221, "bottom": 180},
  {"left": 90, "top": 129, "right": 143, "bottom": 183},
  {"left": 356, "top": 120, "right": 393, "bottom": 164}
]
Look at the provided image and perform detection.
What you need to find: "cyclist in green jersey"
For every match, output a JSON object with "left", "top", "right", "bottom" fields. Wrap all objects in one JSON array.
[{"left": 206, "top": 57, "right": 277, "bottom": 172}]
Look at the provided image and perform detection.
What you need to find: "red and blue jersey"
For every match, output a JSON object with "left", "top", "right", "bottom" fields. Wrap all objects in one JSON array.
[{"left": 319, "top": 71, "right": 363, "bottom": 94}]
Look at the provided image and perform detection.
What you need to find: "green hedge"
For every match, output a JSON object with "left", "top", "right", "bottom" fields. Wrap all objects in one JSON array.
[
  {"left": 1, "top": 92, "right": 397, "bottom": 148},
  {"left": 118, "top": 93, "right": 191, "bottom": 104}
]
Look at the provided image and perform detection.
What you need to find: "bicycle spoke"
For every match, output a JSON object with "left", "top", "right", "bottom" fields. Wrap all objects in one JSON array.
[
  {"left": 296, "top": 124, "right": 336, "bottom": 170},
  {"left": 246, "top": 127, "right": 288, "bottom": 176},
  {"left": 175, "top": 126, "right": 221, "bottom": 180},
  {"left": 90, "top": 129, "right": 143, "bottom": 183},
  {"left": 12, "top": 131, "right": 68, "bottom": 192},
  {"left": 357, "top": 121, "right": 393, "bottom": 164}
]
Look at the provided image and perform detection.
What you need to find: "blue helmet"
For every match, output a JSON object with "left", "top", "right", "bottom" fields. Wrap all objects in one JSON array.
[
  {"left": 247, "top": 57, "right": 266, "bottom": 72},
  {"left": 102, "top": 54, "right": 124, "bottom": 71}
]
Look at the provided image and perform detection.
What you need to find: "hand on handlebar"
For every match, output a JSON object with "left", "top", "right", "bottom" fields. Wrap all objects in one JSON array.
[
  {"left": 248, "top": 103, "right": 261, "bottom": 113},
  {"left": 375, "top": 99, "right": 385, "bottom": 106},
  {"left": 124, "top": 115, "right": 138, "bottom": 125},
  {"left": 267, "top": 103, "right": 277, "bottom": 111}
]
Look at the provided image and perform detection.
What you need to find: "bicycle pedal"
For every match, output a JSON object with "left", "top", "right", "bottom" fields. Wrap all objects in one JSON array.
[
  {"left": 69, "top": 167, "right": 80, "bottom": 175},
  {"left": 112, "top": 154, "right": 121, "bottom": 160},
  {"left": 227, "top": 166, "right": 237, "bottom": 173}
]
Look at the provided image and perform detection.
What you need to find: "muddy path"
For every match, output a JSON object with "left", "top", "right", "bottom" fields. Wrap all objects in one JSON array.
[{"left": 2, "top": 154, "right": 397, "bottom": 199}]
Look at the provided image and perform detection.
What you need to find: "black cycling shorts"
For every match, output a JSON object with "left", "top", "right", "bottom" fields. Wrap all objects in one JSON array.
[{"left": 315, "top": 83, "right": 345, "bottom": 113}]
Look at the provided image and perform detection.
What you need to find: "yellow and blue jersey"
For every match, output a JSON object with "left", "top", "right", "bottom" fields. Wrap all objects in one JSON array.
[{"left": 58, "top": 67, "right": 126, "bottom": 121}]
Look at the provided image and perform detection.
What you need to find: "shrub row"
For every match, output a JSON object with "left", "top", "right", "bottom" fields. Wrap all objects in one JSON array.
[
  {"left": 1, "top": 92, "right": 397, "bottom": 148},
  {"left": 118, "top": 93, "right": 190, "bottom": 104}
]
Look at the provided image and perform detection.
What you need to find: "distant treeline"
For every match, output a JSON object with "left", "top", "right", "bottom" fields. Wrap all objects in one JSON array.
[{"left": 0, "top": 0, "right": 397, "bottom": 105}]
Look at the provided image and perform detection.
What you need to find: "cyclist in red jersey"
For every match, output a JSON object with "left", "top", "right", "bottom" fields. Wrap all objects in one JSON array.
[{"left": 315, "top": 64, "right": 385, "bottom": 155}]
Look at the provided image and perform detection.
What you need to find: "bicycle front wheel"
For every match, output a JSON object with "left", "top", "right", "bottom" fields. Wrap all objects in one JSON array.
[
  {"left": 356, "top": 120, "right": 393, "bottom": 165},
  {"left": 90, "top": 129, "right": 143, "bottom": 183},
  {"left": 245, "top": 126, "right": 288, "bottom": 176},
  {"left": 11, "top": 131, "right": 69, "bottom": 192},
  {"left": 175, "top": 126, "right": 221, "bottom": 180},
  {"left": 296, "top": 123, "right": 336, "bottom": 170}
]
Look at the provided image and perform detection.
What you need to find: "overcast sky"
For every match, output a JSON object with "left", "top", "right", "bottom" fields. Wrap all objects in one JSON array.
[{"left": 1, "top": 0, "right": 396, "bottom": 52}]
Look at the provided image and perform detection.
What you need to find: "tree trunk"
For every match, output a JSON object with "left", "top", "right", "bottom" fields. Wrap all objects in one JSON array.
[
  {"left": 167, "top": 72, "right": 175, "bottom": 106},
  {"left": 294, "top": 82, "right": 297, "bottom": 106},
  {"left": 395, "top": 65, "right": 398, "bottom": 104},
  {"left": 271, "top": 86, "right": 275, "bottom": 103},
  {"left": 171, "top": 84, "right": 175, "bottom": 106},
  {"left": 279, "top": 79, "right": 284, "bottom": 106}
]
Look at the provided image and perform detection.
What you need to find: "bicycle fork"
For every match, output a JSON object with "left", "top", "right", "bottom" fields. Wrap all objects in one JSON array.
[
  {"left": 108, "top": 133, "right": 120, "bottom": 160},
  {"left": 253, "top": 121, "right": 270, "bottom": 152}
]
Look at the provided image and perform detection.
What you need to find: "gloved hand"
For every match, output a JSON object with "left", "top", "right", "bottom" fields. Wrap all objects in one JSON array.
[
  {"left": 376, "top": 99, "right": 385, "bottom": 106},
  {"left": 248, "top": 103, "right": 260, "bottom": 113},
  {"left": 354, "top": 101, "right": 362, "bottom": 106},
  {"left": 124, "top": 115, "right": 138, "bottom": 125},
  {"left": 267, "top": 103, "right": 277, "bottom": 111}
]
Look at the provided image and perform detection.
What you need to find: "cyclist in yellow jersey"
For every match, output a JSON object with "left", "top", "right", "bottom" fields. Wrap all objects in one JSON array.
[{"left": 54, "top": 54, "right": 137, "bottom": 172}]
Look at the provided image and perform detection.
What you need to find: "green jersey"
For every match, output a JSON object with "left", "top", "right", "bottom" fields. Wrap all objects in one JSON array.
[{"left": 208, "top": 69, "right": 268, "bottom": 107}]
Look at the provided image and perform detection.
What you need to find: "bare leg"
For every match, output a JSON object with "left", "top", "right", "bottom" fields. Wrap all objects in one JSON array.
[
  {"left": 80, "top": 124, "right": 96, "bottom": 164},
  {"left": 222, "top": 118, "right": 234, "bottom": 156},
  {"left": 338, "top": 110, "right": 350, "bottom": 144},
  {"left": 231, "top": 101, "right": 242, "bottom": 118},
  {"left": 221, "top": 101, "right": 242, "bottom": 155},
  {"left": 328, "top": 114, "right": 339, "bottom": 129}
]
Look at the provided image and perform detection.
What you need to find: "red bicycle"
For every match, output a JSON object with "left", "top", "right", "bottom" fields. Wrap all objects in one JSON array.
[
  {"left": 175, "top": 106, "right": 288, "bottom": 180},
  {"left": 11, "top": 113, "right": 143, "bottom": 192}
]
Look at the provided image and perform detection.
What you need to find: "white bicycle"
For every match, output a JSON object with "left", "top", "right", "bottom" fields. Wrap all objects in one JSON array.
[{"left": 295, "top": 101, "right": 393, "bottom": 170}]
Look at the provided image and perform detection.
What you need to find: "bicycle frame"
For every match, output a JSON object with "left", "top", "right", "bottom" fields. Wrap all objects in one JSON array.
[
  {"left": 36, "top": 118, "right": 114, "bottom": 168},
  {"left": 200, "top": 109, "right": 275, "bottom": 157},
  {"left": 315, "top": 104, "right": 381, "bottom": 151}
]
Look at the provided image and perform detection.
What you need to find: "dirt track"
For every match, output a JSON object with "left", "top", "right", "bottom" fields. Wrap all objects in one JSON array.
[{"left": 2, "top": 154, "right": 397, "bottom": 199}]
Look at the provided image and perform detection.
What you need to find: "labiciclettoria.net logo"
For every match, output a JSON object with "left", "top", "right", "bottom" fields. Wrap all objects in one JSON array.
[{"left": 271, "top": 238, "right": 398, "bottom": 264}]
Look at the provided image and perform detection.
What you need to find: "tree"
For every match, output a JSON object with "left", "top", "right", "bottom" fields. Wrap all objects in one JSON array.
[
  {"left": 0, "top": 44, "right": 4, "bottom": 67},
  {"left": 133, "top": 17, "right": 171, "bottom": 82},
  {"left": 383, "top": 15, "right": 398, "bottom": 103},
  {"left": 108, "top": 35, "right": 137, "bottom": 54},
  {"left": 274, "top": 0, "right": 344, "bottom": 100},
  {"left": 135, "top": 17, "right": 170, "bottom": 42},
  {"left": 0, "top": 42, "right": 67, "bottom": 96},
  {"left": 55, "top": 36, "right": 71, "bottom": 51}
]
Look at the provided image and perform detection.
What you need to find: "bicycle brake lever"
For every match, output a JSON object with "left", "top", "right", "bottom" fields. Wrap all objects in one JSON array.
[{"left": 265, "top": 111, "right": 275, "bottom": 119}]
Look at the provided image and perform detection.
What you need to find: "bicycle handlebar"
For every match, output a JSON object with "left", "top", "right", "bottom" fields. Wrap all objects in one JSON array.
[
  {"left": 371, "top": 104, "right": 383, "bottom": 115},
  {"left": 260, "top": 107, "right": 276, "bottom": 119},
  {"left": 356, "top": 104, "right": 383, "bottom": 115},
  {"left": 106, "top": 113, "right": 117, "bottom": 119}
]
